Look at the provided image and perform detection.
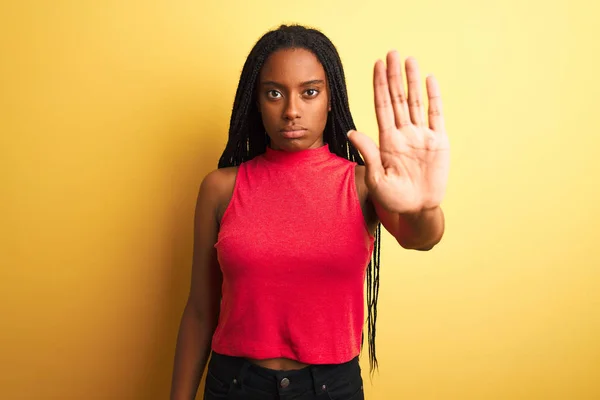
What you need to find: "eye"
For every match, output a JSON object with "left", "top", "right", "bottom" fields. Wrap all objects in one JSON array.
[
  {"left": 267, "top": 90, "right": 282, "bottom": 99},
  {"left": 305, "top": 89, "right": 319, "bottom": 97}
]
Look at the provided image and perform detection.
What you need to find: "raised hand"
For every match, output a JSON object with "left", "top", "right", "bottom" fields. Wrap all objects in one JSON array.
[{"left": 348, "top": 51, "right": 450, "bottom": 215}]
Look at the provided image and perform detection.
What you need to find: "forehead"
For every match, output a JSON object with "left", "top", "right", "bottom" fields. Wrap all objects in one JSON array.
[{"left": 259, "top": 48, "right": 326, "bottom": 83}]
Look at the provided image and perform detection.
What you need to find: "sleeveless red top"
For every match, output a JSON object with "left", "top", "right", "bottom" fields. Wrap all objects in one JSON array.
[{"left": 212, "top": 143, "right": 375, "bottom": 364}]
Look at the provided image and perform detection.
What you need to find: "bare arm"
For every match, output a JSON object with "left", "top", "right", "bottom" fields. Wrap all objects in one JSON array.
[
  {"left": 374, "top": 200, "right": 445, "bottom": 251},
  {"left": 170, "top": 169, "right": 230, "bottom": 400},
  {"left": 347, "top": 51, "right": 450, "bottom": 252},
  {"left": 356, "top": 165, "right": 444, "bottom": 251}
]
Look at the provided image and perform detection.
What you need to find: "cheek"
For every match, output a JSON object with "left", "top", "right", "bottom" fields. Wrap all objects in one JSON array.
[
  {"left": 317, "top": 101, "right": 330, "bottom": 122},
  {"left": 260, "top": 104, "right": 279, "bottom": 125},
  {"left": 259, "top": 105, "right": 284, "bottom": 136}
]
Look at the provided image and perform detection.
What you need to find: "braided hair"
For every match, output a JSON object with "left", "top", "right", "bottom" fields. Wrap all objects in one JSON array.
[{"left": 217, "top": 24, "right": 382, "bottom": 373}]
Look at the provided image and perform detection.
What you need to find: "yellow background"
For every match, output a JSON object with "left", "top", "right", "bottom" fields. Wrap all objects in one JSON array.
[{"left": 1, "top": 0, "right": 598, "bottom": 399}]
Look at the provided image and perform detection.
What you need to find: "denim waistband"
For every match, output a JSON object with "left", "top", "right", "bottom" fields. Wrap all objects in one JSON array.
[{"left": 207, "top": 351, "right": 360, "bottom": 397}]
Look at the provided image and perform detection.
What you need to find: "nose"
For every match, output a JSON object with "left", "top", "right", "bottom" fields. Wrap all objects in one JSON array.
[{"left": 283, "top": 96, "right": 300, "bottom": 121}]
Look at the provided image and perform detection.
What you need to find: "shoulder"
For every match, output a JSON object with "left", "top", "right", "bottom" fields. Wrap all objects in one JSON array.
[
  {"left": 201, "top": 167, "right": 238, "bottom": 201},
  {"left": 199, "top": 167, "right": 239, "bottom": 224},
  {"left": 203, "top": 166, "right": 239, "bottom": 185},
  {"left": 354, "top": 164, "right": 369, "bottom": 199},
  {"left": 353, "top": 164, "right": 379, "bottom": 234}
]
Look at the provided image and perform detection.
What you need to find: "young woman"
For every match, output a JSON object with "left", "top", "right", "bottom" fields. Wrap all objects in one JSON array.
[{"left": 170, "top": 24, "right": 450, "bottom": 400}]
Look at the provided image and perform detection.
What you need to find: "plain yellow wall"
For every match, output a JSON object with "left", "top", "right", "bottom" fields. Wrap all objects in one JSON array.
[{"left": 1, "top": 1, "right": 599, "bottom": 399}]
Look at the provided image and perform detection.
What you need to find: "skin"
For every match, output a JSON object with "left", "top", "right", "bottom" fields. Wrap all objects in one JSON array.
[
  {"left": 250, "top": 48, "right": 379, "bottom": 369},
  {"left": 257, "top": 48, "right": 329, "bottom": 152},
  {"left": 347, "top": 51, "right": 449, "bottom": 250},
  {"left": 170, "top": 47, "right": 448, "bottom": 399}
]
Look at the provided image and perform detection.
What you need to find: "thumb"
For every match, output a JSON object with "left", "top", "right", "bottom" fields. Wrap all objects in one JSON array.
[{"left": 347, "top": 130, "right": 382, "bottom": 171}]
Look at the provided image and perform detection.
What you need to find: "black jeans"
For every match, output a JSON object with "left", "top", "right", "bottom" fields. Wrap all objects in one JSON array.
[{"left": 204, "top": 352, "right": 364, "bottom": 400}]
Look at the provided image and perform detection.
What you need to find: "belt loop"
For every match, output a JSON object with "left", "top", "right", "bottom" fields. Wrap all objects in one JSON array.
[
  {"left": 310, "top": 365, "right": 321, "bottom": 395},
  {"left": 235, "top": 360, "right": 251, "bottom": 388}
]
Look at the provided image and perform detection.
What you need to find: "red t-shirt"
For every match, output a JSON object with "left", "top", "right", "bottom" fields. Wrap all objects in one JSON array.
[{"left": 212, "top": 143, "right": 374, "bottom": 364}]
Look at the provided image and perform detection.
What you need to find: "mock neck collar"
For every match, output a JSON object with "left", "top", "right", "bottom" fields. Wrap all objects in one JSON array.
[{"left": 263, "top": 143, "right": 334, "bottom": 165}]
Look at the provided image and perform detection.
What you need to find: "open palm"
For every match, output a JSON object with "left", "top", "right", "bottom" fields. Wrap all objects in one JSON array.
[{"left": 348, "top": 51, "right": 450, "bottom": 214}]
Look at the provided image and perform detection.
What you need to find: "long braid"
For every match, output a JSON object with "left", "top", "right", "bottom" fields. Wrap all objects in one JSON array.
[{"left": 217, "top": 24, "right": 382, "bottom": 373}]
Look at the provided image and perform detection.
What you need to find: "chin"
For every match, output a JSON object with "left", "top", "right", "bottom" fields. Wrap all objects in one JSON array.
[{"left": 272, "top": 138, "right": 306, "bottom": 151}]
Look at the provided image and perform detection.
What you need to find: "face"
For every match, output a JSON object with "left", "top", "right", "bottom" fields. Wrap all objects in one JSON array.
[{"left": 257, "top": 48, "right": 330, "bottom": 151}]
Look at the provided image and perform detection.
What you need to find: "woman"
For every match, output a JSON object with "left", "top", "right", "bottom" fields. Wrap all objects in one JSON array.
[{"left": 170, "top": 24, "right": 449, "bottom": 400}]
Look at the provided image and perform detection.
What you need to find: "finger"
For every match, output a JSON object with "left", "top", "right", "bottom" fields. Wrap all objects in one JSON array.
[
  {"left": 405, "top": 57, "right": 425, "bottom": 127},
  {"left": 386, "top": 51, "right": 411, "bottom": 128},
  {"left": 373, "top": 59, "right": 396, "bottom": 136},
  {"left": 347, "top": 130, "right": 383, "bottom": 173},
  {"left": 426, "top": 75, "right": 445, "bottom": 133}
]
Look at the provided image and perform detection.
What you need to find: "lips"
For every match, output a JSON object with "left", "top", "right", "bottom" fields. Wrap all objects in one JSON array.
[
  {"left": 280, "top": 126, "right": 307, "bottom": 139},
  {"left": 280, "top": 126, "right": 307, "bottom": 132}
]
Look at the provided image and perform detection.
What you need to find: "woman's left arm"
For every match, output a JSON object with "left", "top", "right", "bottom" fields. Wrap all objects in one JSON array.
[
  {"left": 373, "top": 201, "right": 445, "bottom": 250},
  {"left": 348, "top": 50, "right": 450, "bottom": 250}
]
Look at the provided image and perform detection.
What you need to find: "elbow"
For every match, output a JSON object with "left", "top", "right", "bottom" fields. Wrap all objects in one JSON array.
[
  {"left": 399, "top": 241, "right": 436, "bottom": 251},
  {"left": 185, "top": 300, "right": 220, "bottom": 328},
  {"left": 415, "top": 243, "right": 436, "bottom": 251},
  {"left": 396, "top": 234, "right": 443, "bottom": 251}
]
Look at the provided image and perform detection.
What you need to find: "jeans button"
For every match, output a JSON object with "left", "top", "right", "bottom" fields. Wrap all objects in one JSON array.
[{"left": 280, "top": 377, "right": 290, "bottom": 388}]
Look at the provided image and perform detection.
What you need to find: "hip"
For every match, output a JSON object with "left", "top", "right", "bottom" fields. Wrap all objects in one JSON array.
[{"left": 204, "top": 351, "right": 364, "bottom": 400}]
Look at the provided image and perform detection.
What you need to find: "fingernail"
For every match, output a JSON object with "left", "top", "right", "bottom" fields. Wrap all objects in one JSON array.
[{"left": 346, "top": 130, "right": 353, "bottom": 138}]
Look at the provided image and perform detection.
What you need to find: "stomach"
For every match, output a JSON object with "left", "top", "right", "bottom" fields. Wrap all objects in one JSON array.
[{"left": 245, "top": 356, "right": 310, "bottom": 371}]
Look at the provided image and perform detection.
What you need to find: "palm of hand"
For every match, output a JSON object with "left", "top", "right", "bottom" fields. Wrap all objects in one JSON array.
[{"left": 348, "top": 51, "right": 450, "bottom": 214}]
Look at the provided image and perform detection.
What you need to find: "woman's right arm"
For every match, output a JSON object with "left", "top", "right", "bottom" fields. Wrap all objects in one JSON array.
[{"left": 170, "top": 170, "right": 228, "bottom": 400}]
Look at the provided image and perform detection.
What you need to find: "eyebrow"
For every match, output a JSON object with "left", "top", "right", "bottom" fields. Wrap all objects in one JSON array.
[{"left": 260, "top": 79, "right": 325, "bottom": 87}]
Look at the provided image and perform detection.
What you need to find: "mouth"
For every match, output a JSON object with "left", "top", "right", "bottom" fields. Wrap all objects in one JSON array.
[{"left": 280, "top": 127, "right": 307, "bottom": 139}]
